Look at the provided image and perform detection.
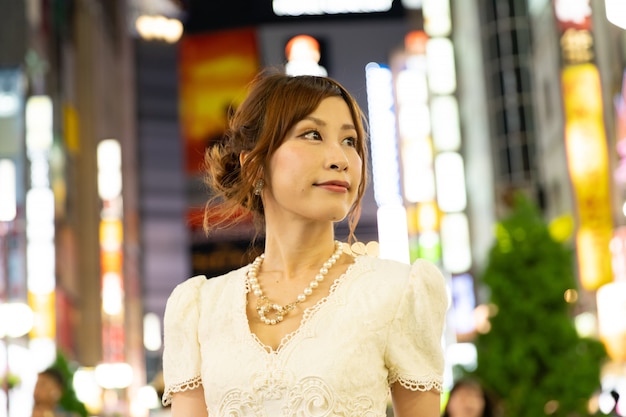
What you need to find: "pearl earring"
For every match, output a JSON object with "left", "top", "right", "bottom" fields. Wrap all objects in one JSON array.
[{"left": 254, "top": 179, "right": 264, "bottom": 196}]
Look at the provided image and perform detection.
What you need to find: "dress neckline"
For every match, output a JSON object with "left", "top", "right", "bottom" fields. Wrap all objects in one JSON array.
[{"left": 241, "top": 255, "right": 362, "bottom": 354}]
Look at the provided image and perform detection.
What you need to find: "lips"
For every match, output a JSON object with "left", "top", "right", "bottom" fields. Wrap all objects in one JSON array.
[{"left": 315, "top": 180, "right": 350, "bottom": 192}]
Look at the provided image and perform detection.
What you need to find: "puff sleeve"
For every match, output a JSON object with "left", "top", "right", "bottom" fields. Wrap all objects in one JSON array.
[
  {"left": 385, "top": 259, "right": 449, "bottom": 392},
  {"left": 162, "top": 275, "right": 205, "bottom": 406}
]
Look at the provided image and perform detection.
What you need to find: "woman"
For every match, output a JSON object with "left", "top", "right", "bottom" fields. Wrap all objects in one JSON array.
[
  {"left": 31, "top": 368, "right": 65, "bottom": 417},
  {"left": 442, "top": 379, "right": 494, "bottom": 417},
  {"left": 162, "top": 68, "right": 448, "bottom": 416}
]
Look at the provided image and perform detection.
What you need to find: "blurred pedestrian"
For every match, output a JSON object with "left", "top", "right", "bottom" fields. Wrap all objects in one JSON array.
[
  {"left": 443, "top": 378, "right": 494, "bottom": 417},
  {"left": 31, "top": 368, "right": 66, "bottom": 417}
]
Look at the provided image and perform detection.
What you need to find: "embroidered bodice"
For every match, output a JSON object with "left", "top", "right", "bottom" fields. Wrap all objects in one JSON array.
[{"left": 162, "top": 255, "right": 448, "bottom": 416}]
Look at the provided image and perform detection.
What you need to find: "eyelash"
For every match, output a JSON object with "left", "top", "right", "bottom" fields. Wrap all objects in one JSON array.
[
  {"left": 301, "top": 130, "right": 358, "bottom": 147},
  {"left": 302, "top": 130, "right": 322, "bottom": 140}
]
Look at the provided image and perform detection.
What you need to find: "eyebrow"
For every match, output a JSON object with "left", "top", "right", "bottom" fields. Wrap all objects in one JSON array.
[{"left": 303, "top": 116, "right": 356, "bottom": 131}]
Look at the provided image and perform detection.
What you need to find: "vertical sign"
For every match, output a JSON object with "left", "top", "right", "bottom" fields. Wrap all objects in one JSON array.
[{"left": 555, "top": 0, "right": 613, "bottom": 290}]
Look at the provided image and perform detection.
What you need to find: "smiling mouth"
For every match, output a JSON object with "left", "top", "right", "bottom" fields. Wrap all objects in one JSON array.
[{"left": 315, "top": 181, "right": 350, "bottom": 192}]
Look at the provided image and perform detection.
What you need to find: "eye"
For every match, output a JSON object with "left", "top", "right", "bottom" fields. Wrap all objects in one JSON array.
[
  {"left": 301, "top": 130, "right": 322, "bottom": 141},
  {"left": 343, "top": 137, "right": 357, "bottom": 147}
]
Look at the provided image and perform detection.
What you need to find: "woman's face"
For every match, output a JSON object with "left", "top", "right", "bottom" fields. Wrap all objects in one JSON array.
[
  {"left": 263, "top": 96, "right": 362, "bottom": 225},
  {"left": 446, "top": 385, "right": 486, "bottom": 417}
]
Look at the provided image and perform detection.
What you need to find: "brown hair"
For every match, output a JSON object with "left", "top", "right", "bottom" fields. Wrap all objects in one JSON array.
[{"left": 203, "top": 67, "right": 368, "bottom": 241}]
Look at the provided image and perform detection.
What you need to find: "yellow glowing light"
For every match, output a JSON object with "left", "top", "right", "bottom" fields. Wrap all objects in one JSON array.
[
  {"left": 548, "top": 213, "right": 574, "bottom": 242},
  {"left": 561, "top": 63, "right": 613, "bottom": 290},
  {"left": 416, "top": 201, "right": 440, "bottom": 232},
  {"left": 563, "top": 288, "right": 578, "bottom": 303},
  {"left": 576, "top": 228, "right": 613, "bottom": 290},
  {"left": 100, "top": 219, "right": 123, "bottom": 250},
  {"left": 28, "top": 292, "right": 55, "bottom": 339}
]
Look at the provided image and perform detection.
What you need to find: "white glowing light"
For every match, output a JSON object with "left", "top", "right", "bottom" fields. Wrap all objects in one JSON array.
[
  {"left": 401, "top": 0, "right": 422, "bottom": 9},
  {"left": 434, "top": 152, "right": 467, "bottom": 212},
  {"left": 426, "top": 38, "right": 457, "bottom": 95},
  {"left": 0, "top": 91, "right": 19, "bottom": 117},
  {"left": 376, "top": 205, "right": 410, "bottom": 264},
  {"left": 137, "top": 385, "right": 160, "bottom": 409},
  {"left": 102, "top": 272, "right": 124, "bottom": 316},
  {"left": 97, "top": 139, "right": 122, "bottom": 200},
  {"left": 402, "top": 140, "right": 436, "bottom": 203},
  {"left": 135, "top": 15, "right": 183, "bottom": 43},
  {"left": 395, "top": 69, "right": 428, "bottom": 105},
  {"left": 0, "top": 303, "right": 34, "bottom": 338},
  {"left": 26, "top": 96, "right": 53, "bottom": 151},
  {"left": 574, "top": 312, "right": 597, "bottom": 338},
  {"left": 95, "top": 362, "right": 134, "bottom": 389},
  {"left": 365, "top": 63, "right": 403, "bottom": 207},
  {"left": 285, "top": 35, "right": 327, "bottom": 77},
  {"left": 0, "top": 159, "right": 16, "bottom": 221},
  {"left": 440, "top": 212, "right": 472, "bottom": 273},
  {"left": 597, "top": 282, "right": 626, "bottom": 338},
  {"left": 273, "top": 0, "right": 393, "bottom": 15},
  {"left": 606, "top": 0, "right": 626, "bottom": 29},
  {"left": 29, "top": 338, "right": 57, "bottom": 371},
  {"left": 26, "top": 188, "right": 56, "bottom": 294},
  {"left": 598, "top": 390, "right": 617, "bottom": 414},
  {"left": 445, "top": 342, "right": 477, "bottom": 371},
  {"left": 431, "top": 95, "right": 461, "bottom": 151},
  {"left": 423, "top": 0, "right": 451, "bottom": 37},
  {"left": 27, "top": 242, "right": 56, "bottom": 294},
  {"left": 398, "top": 103, "right": 430, "bottom": 141},
  {"left": 554, "top": 0, "right": 591, "bottom": 24},
  {"left": 143, "top": 313, "right": 162, "bottom": 352},
  {"left": 74, "top": 368, "right": 103, "bottom": 410}
]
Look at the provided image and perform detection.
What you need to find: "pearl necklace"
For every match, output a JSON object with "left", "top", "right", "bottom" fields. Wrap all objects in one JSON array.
[{"left": 247, "top": 241, "right": 344, "bottom": 325}]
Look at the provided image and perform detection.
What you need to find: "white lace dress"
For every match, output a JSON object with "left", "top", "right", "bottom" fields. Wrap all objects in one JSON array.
[{"left": 162, "top": 255, "right": 448, "bottom": 416}]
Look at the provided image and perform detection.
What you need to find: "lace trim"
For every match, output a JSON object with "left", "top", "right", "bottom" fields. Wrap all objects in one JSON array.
[
  {"left": 245, "top": 254, "right": 364, "bottom": 353},
  {"left": 389, "top": 373, "right": 443, "bottom": 393},
  {"left": 162, "top": 375, "right": 202, "bottom": 406}
]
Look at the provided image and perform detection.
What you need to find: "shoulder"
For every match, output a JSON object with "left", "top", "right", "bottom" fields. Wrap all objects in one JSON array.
[
  {"left": 355, "top": 255, "right": 411, "bottom": 276},
  {"left": 170, "top": 266, "right": 247, "bottom": 295},
  {"left": 354, "top": 255, "right": 439, "bottom": 284},
  {"left": 165, "top": 275, "right": 206, "bottom": 309},
  {"left": 164, "top": 266, "right": 248, "bottom": 316},
  {"left": 352, "top": 256, "right": 447, "bottom": 298}
]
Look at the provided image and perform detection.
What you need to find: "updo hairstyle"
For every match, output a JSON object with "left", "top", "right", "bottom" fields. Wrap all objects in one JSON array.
[{"left": 203, "top": 68, "right": 368, "bottom": 238}]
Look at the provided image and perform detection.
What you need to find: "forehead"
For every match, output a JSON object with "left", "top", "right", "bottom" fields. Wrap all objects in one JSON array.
[{"left": 306, "top": 96, "right": 353, "bottom": 118}]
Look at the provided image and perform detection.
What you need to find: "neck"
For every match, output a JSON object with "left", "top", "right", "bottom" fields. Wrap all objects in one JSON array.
[{"left": 260, "top": 233, "right": 339, "bottom": 279}]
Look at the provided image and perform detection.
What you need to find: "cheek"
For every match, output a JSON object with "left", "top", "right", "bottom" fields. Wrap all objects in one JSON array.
[
  {"left": 270, "top": 147, "right": 305, "bottom": 176},
  {"left": 351, "top": 155, "right": 363, "bottom": 184}
]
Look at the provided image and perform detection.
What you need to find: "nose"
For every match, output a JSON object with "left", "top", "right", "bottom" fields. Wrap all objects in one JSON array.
[{"left": 327, "top": 145, "right": 349, "bottom": 171}]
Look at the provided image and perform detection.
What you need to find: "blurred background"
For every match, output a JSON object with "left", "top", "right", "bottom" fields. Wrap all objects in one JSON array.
[{"left": 0, "top": 0, "right": 625, "bottom": 415}]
